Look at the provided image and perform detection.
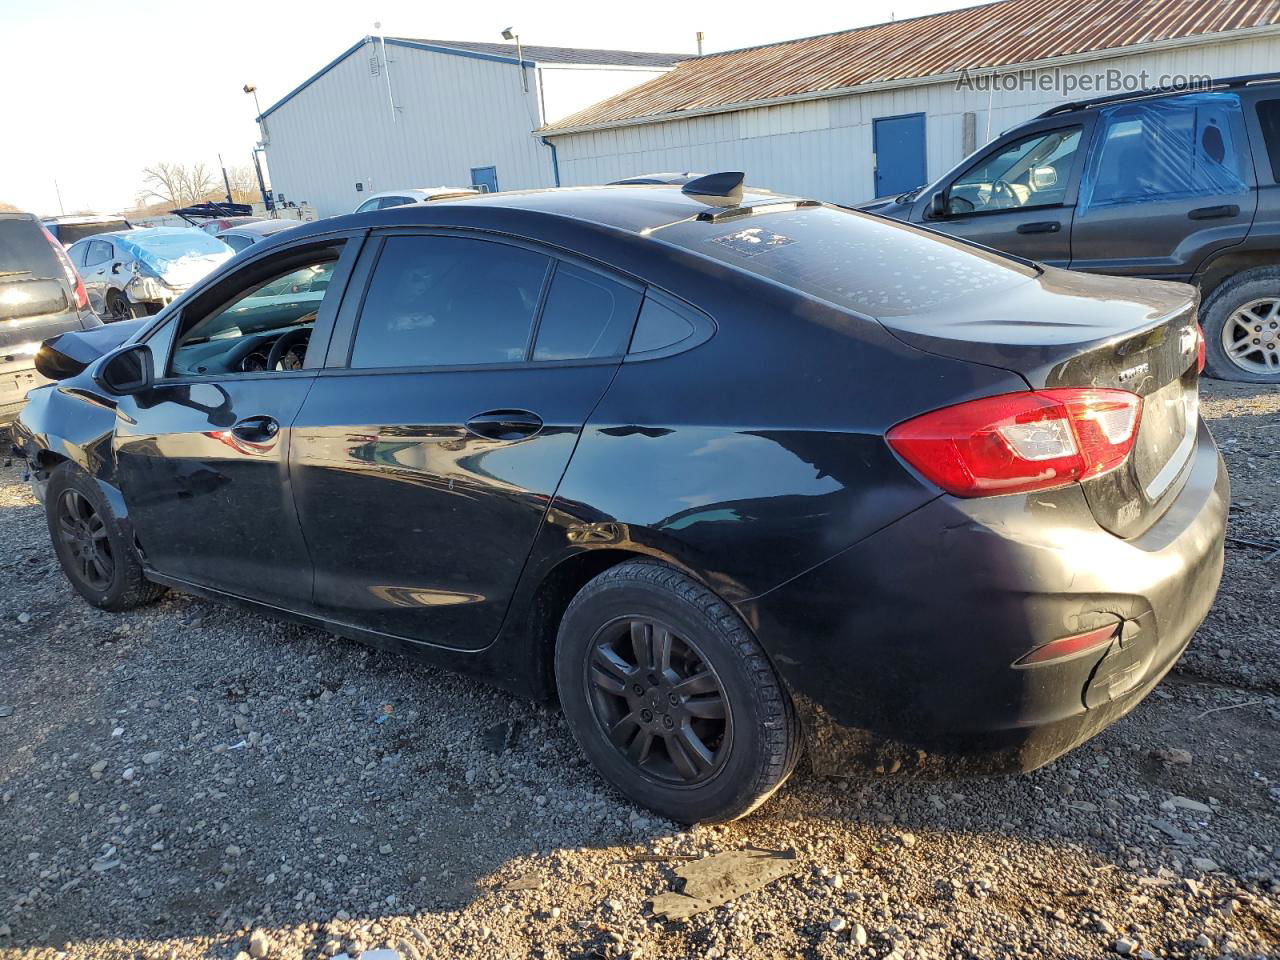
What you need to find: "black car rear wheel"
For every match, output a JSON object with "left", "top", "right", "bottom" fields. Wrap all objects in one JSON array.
[
  {"left": 555, "top": 560, "right": 800, "bottom": 823},
  {"left": 105, "top": 292, "right": 134, "bottom": 323},
  {"left": 45, "top": 463, "right": 166, "bottom": 611}
]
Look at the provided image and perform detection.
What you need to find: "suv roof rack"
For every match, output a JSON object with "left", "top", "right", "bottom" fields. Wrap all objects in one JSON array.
[{"left": 1035, "top": 72, "right": 1280, "bottom": 119}]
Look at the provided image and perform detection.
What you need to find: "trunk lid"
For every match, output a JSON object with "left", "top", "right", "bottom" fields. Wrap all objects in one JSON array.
[{"left": 879, "top": 266, "right": 1202, "bottom": 538}]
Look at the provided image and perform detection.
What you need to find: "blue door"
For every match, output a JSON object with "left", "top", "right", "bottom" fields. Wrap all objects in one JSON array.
[
  {"left": 470, "top": 166, "right": 499, "bottom": 193},
  {"left": 872, "top": 114, "right": 927, "bottom": 198}
]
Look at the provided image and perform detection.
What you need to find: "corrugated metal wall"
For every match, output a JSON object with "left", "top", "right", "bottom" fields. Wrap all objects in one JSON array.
[
  {"left": 263, "top": 40, "right": 554, "bottom": 217},
  {"left": 549, "top": 35, "right": 1280, "bottom": 205}
]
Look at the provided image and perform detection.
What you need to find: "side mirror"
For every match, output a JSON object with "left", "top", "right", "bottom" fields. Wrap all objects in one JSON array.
[
  {"left": 927, "top": 192, "right": 947, "bottom": 219},
  {"left": 1029, "top": 165, "right": 1058, "bottom": 190},
  {"left": 93, "top": 343, "right": 153, "bottom": 396}
]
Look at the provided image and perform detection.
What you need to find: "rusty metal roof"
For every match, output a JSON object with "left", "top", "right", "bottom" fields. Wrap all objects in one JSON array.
[{"left": 542, "top": 0, "right": 1280, "bottom": 133}]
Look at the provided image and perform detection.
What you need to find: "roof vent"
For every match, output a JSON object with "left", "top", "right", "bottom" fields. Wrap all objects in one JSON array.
[{"left": 681, "top": 172, "right": 745, "bottom": 208}]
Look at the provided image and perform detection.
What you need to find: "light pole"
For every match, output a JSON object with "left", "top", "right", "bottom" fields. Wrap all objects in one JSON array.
[
  {"left": 243, "top": 83, "right": 267, "bottom": 142},
  {"left": 243, "top": 84, "right": 272, "bottom": 211},
  {"left": 501, "top": 27, "right": 528, "bottom": 92}
]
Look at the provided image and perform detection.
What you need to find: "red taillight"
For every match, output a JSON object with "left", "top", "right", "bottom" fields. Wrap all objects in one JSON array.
[
  {"left": 41, "top": 225, "right": 89, "bottom": 312},
  {"left": 1195, "top": 322, "right": 1206, "bottom": 375},
  {"left": 887, "top": 388, "right": 1143, "bottom": 497},
  {"left": 1014, "top": 623, "right": 1119, "bottom": 666}
]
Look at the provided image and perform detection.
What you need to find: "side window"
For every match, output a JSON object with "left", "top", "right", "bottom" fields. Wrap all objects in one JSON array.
[
  {"left": 532, "top": 262, "right": 641, "bottom": 361},
  {"left": 350, "top": 236, "right": 549, "bottom": 369},
  {"left": 83, "top": 241, "right": 111, "bottom": 267},
  {"left": 354, "top": 198, "right": 381, "bottom": 214},
  {"left": 948, "top": 127, "right": 1081, "bottom": 214},
  {"left": 66, "top": 242, "right": 87, "bottom": 267},
  {"left": 222, "top": 234, "right": 253, "bottom": 253},
  {"left": 1257, "top": 99, "right": 1280, "bottom": 184},
  {"left": 629, "top": 296, "right": 695, "bottom": 354},
  {"left": 379, "top": 196, "right": 414, "bottom": 210},
  {"left": 1081, "top": 92, "right": 1250, "bottom": 212},
  {"left": 168, "top": 251, "right": 341, "bottom": 377}
]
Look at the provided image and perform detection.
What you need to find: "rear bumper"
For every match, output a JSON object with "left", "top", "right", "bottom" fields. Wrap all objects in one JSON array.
[
  {"left": 738, "top": 419, "right": 1228, "bottom": 776},
  {"left": 0, "top": 364, "right": 50, "bottom": 427}
]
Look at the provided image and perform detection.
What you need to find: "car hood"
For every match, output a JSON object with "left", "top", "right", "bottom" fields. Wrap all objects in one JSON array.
[
  {"left": 34, "top": 317, "right": 148, "bottom": 380},
  {"left": 853, "top": 194, "right": 913, "bottom": 219}
]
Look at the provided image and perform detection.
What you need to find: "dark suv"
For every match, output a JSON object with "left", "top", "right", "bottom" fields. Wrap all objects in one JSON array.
[
  {"left": 1, "top": 213, "right": 100, "bottom": 427},
  {"left": 861, "top": 75, "right": 1280, "bottom": 383}
]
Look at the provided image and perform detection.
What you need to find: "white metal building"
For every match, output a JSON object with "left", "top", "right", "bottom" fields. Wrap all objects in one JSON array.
[
  {"left": 541, "top": 0, "right": 1280, "bottom": 204},
  {"left": 257, "top": 37, "right": 684, "bottom": 217}
]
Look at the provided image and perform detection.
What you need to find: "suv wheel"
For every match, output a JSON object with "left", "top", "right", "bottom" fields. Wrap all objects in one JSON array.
[
  {"left": 554, "top": 560, "right": 801, "bottom": 823},
  {"left": 1201, "top": 267, "right": 1280, "bottom": 382},
  {"left": 45, "top": 463, "right": 166, "bottom": 611}
]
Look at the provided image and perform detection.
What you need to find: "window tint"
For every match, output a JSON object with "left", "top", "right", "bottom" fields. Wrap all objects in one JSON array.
[
  {"left": 169, "top": 254, "right": 340, "bottom": 377},
  {"left": 1081, "top": 92, "right": 1250, "bottom": 211},
  {"left": 629, "top": 297, "right": 694, "bottom": 353},
  {"left": 948, "top": 127, "right": 1081, "bottom": 214},
  {"left": 1257, "top": 99, "right": 1280, "bottom": 184},
  {"left": 350, "top": 236, "right": 548, "bottom": 369},
  {"left": 532, "top": 262, "right": 641, "bottom": 360},
  {"left": 379, "top": 196, "right": 415, "bottom": 209}
]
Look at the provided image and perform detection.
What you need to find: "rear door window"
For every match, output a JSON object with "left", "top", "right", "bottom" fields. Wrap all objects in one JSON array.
[
  {"left": 1257, "top": 98, "right": 1280, "bottom": 184},
  {"left": 84, "top": 241, "right": 113, "bottom": 267},
  {"left": 532, "top": 262, "right": 641, "bottom": 360},
  {"left": 1080, "top": 92, "right": 1250, "bottom": 212},
  {"left": 0, "top": 217, "right": 62, "bottom": 279},
  {"left": 350, "top": 236, "right": 549, "bottom": 368}
]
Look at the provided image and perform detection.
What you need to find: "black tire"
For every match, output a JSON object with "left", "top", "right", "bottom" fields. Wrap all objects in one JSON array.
[
  {"left": 45, "top": 463, "right": 166, "bottom": 611},
  {"left": 1201, "top": 267, "right": 1280, "bottom": 383},
  {"left": 104, "top": 292, "right": 135, "bottom": 323},
  {"left": 554, "top": 560, "right": 800, "bottom": 823}
]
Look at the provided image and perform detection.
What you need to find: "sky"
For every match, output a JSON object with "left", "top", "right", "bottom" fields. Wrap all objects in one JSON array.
[{"left": 0, "top": 0, "right": 969, "bottom": 216}]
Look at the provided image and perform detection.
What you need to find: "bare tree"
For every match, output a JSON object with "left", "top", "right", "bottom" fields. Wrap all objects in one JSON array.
[
  {"left": 226, "top": 165, "right": 262, "bottom": 205},
  {"left": 0, "top": 201, "right": 20, "bottom": 212},
  {"left": 136, "top": 162, "right": 221, "bottom": 208}
]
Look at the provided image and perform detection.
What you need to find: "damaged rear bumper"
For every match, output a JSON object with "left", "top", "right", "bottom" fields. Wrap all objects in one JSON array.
[{"left": 738, "top": 419, "right": 1228, "bottom": 777}]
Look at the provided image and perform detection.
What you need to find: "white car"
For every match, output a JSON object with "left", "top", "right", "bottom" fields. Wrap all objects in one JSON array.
[{"left": 352, "top": 187, "right": 478, "bottom": 214}]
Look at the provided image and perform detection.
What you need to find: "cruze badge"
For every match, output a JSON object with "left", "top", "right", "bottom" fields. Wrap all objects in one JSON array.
[{"left": 1118, "top": 361, "right": 1150, "bottom": 383}]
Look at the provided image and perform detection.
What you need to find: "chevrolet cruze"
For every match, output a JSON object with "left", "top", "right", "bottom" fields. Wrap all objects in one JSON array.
[{"left": 13, "top": 175, "right": 1227, "bottom": 822}]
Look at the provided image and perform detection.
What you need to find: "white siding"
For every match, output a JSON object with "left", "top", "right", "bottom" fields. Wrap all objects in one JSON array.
[
  {"left": 262, "top": 40, "right": 555, "bottom": 217},
  {"left": 549, "top": 34, "right": 1280, "bottom": 205}
]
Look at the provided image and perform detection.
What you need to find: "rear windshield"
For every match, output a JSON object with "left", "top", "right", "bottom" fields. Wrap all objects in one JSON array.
[
  {"left": 660, "top": 205, "right": 1034, "bottom": 317},
  {"left": 50, "top": 220, "right": 130, "bottom": 245},
  {"left": 0, "top": 217, "right": 61, "bottom": 280}
]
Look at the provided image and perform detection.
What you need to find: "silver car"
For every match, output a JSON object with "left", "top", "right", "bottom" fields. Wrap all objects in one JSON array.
[{"left": 67, "top": 228, "right": 234, "bottom": 321}]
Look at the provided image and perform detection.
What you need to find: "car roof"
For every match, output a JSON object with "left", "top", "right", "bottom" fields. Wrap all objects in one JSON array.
[
  {"left": 328, "top": 184, "right": 795, "bottom": 237},
  {"left": 366, "top": 187, "right": 479, "bottom": 200}
]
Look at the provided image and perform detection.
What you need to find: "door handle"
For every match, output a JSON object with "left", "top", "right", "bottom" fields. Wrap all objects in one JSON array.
[
  {"left": 465, "top": 409, "right": 543, "bottom": 441},
  {"left": 1016, "top": 221, "right": 1061, "bottom": 234},
  {"left": 1188, "top": 204, "right": 1240, "bottom": 220},
  {"left": 231, "top": 415, "right": 280, "bottom": 443}
]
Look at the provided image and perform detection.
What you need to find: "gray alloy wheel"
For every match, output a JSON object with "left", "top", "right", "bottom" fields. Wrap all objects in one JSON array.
[
  {"left": 1202, "top": 267, "right": 1280, "bottom": 383},
  {"left": 1219, "top": 296, "right": 1280, "bottom": 377}
]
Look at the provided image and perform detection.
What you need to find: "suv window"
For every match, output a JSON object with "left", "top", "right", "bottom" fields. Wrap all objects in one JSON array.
[
  {"left": 350, "top": 236, "right": 549, "bottom": 369},
  {"left": 0, "top": 217, "right": 62, "bottom": 279},
  {"left": 169, "top": 254, "right": 340, "bottom": 377},
  {"left": 1081, "top": 92, "right": 1250, "bottom": 211},
  {"left": 947, "top": 127, "right": 1081, "bottom": 214},
  {"left": 532, "top": 262, "right": 641, "bottom": 360},
  {"left": 1257, "top": 99, "right": 1280, "bottom": 184}
]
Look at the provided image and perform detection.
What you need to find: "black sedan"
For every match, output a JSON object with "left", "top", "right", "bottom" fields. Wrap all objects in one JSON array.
[{"left": 12, "top": 174, "right": 1227, "bottom": 823}]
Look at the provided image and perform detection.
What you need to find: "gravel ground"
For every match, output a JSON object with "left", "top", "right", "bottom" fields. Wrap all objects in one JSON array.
[{"left": 0, "top": 379, "right": 1277, "bottom": 960}]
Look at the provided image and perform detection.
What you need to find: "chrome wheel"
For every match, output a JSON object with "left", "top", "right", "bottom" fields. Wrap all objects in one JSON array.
[
  {"left": 585, "top": 617, "right": 732, "bottom": 786},
  {"left": 1221, "top": 297, "right": 1280, "bottom": 375},
  {"left": 55, "top": 489, "right": 113, "bottom": 592}
]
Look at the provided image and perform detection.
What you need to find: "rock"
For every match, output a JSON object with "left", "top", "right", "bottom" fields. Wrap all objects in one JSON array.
[
  {"left": 829, "top": 915, "right": 848, "bottom": 933},
  {"left": 1168, "top": 796, "right": 1212, "bottom": 814},
  {"left": 1113, "top": 938, "right": 1136, "bottom": 955},
  {"left": 248, "top": 928, "right": 270, "bottom": 958},
  {"left": 853, "top": 923, "right": 868, "bottom": 946},
  {"left": 1156, "top": 748, "right": 1193, "bottom": 764},
  {"left": 0, "top": 706, "right": 13, "bottom": 719},
  {"left": 1191, "top": 857, "right": 1221, "bottom": 872},
  {"left": 17, "top": 612, "right": 31, "bottom": 624},
  {"left": 89, "top": 760, "right": 107, "bottom": 778},
  {"left": 898, "top": 832, "right": 917, "bottom": 848},
  {"left": 549, "top": 907, "right": 561, "bottom": 920},
  {"left": 142, "top": 751, "right": 163, "bottom": 765},
  {"left": 379, "top": 843, "right": 393, "bottom": 855},
  {"left": 1194, "top": 934, "right": 1214, "bottom": 950},
  {"left": 1097, "top": 918, "right": 1116, "bottom": 935}
]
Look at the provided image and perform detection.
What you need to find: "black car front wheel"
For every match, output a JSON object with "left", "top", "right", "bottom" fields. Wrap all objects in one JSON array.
[
  {"left": 45, "top": 463, "right": 166, "bottom": 611},
  {"left": 555, "top": 560, "right": 800, "bottom": 823}
]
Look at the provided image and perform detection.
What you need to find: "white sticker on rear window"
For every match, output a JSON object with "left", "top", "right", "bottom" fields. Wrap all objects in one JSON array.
[{"left": 709, "top": 227, "right": 795, "bottom": 257}]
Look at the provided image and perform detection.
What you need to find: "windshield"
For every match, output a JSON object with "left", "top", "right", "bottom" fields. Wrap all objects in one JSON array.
[{"left": 661, "top": 205, "right": 1034, "bottom": 318}]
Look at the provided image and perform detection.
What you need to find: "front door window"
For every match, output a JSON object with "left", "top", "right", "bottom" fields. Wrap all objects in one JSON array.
[{"left": 948, "top": 127, "right": 1082, "bottom": 215}]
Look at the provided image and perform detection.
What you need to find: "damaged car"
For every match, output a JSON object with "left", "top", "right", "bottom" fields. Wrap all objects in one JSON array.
[
  {"left": 67, "top": 228, "right": 234, "bottom": 321},
  {"left": 13, "top": 175, "right": 1228, "bottom": 823}
]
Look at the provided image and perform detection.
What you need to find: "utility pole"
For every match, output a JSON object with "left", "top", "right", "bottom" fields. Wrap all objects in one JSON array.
[
  {"left": 696, "top": 32, "right": 704, "bottom": 55},
  {"left": 52, "top": 178, "right": 65, "bottom": 216},
  {"left": 218, "top": 153, "right": 233, "bottom": 205}
]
